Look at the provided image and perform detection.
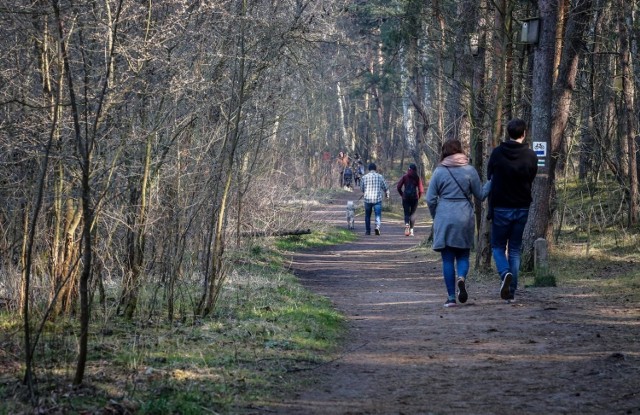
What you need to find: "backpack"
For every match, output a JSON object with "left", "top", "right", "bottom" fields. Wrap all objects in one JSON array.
[{"left": 404, "top": 178, "right": 418, "bottom": 200}]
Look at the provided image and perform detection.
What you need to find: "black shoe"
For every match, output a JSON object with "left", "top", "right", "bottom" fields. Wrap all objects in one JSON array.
[
  {"left": 505, "top": 289, "right": 515, "bottom": 303},
  {"left": 443, "top": 299, "right": 457, "bottom": 308},
  {"left": 374, "top": 227, "right": 380, "bottom": 235},
  {"left": 500, "top": 272, "right": 512, "bottom": 300},
  {"left": 457, "top": 278, "right": 468, "bottom": 304},
  {"left": 365, "top": 232, "right": 371, "bottom": 235}
]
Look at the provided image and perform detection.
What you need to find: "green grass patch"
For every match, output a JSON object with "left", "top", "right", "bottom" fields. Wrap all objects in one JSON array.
[
  {"left": 549, "top": 242, "right": 640, "bottom": 302},
  {"left": 530, "top": 270, "right": 557, "bottom": 287},
  {"left": 0, "top": 241, "right": 347, "bottom": 414},
  {"left": 275, "top": 227, "right": 357, "bottom": 250}
]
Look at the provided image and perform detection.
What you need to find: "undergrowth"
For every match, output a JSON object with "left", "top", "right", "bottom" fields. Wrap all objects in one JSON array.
[
  {"left": 548, "top": 235, "right": 640, "bottom": 302},
  {"left": 0, "top": 230, "right": 348, "bottom": 414}
]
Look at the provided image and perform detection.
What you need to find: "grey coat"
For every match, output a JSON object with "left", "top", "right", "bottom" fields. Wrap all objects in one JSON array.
[{"left": 426, "top": 164, "right": 486, "bottom": 251}]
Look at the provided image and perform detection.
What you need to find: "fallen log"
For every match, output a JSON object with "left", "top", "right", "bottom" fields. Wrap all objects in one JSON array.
[{"left": 240, "top": 229, "right": 311, "bottom": 238}]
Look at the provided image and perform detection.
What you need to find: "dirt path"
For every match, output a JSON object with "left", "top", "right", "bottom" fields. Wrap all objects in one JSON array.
[{"left": 260, "top": 191, "right": 640, "bottom": 415}]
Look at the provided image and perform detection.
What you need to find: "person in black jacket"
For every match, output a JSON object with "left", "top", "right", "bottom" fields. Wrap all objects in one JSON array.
[
  {"left": 396, "top": 163, "right": 424, "bottom": 236},
  {"left": 487, "top": 118, "right": 538, "bottom": 302}
]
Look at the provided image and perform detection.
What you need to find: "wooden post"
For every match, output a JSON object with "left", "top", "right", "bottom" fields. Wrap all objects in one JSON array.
[
  {"left": 532, "top": 237, "right": 556, "bottom": 286},
  {"left": 534, "top": 238, "right": 548, "bottom": 267},
  {"left": 534, "top": 237, "right": 549, "bottom": 276}
]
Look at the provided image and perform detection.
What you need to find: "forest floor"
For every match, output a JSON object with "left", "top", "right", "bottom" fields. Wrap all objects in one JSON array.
[{"left": 256, "top": 190, "right": 640, "bottom": 415}]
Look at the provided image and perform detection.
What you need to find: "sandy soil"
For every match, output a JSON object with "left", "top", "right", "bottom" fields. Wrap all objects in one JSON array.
[{"left": 258, "top": 191, "right": 640, "bottom": 415}]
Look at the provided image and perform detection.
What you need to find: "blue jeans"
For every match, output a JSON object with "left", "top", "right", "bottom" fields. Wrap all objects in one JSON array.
[
  {"left": 440, "top": 247, "right": 470, "bottom": 300},
  {"left": 364, "top": 201, "right": 382, "bottom": 234},
  {"left": 491, "top": 207, "right": 530, "bottom": 294}
]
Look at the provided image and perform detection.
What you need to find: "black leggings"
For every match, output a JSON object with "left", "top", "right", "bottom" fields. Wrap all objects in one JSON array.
[{"left": 402, "top": 198, "right": 419, "bottom": 228}]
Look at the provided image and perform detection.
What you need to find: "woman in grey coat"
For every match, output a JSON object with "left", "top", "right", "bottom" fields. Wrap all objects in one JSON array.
[{"left": 426, "top": 139, "right": 488, "bottom": 307}]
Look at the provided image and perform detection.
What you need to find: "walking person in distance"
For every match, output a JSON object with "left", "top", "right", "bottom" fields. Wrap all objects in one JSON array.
[
  {"left": 397, "top": 163, "right": 425, "bottom": 236},
  {"left": 486, "top": 118, "right": 538, "bottom": 302},
  {"left": 426, "top": 140, "right": 488, "bottom": 307},
  {"left": 360, "top": 162, "right": 390, "bottom": 236}
]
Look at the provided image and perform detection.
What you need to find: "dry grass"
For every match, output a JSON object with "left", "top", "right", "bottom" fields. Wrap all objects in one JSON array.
[{"left": 0, "top": 243, "right": 347, "bottom": 414}]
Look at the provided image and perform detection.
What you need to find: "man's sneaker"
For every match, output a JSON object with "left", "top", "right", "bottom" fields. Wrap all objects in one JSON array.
[
  {"left": 505, "top": 291, "right": 515, "bottom": 303},
  {"left": 409, "top": 228, "right": 414, "bottom": 236},
  {"left": 375, "top": 227, "right": 381, "bottom": 235},
  {"left": 404, "top": 225, "right": 410, "bottom": 236},
  {"left": 443, "top": 299, "right": 457, "bottom": 308},
  {"left": 457, "top": 278, "right": 468, "bottom": 303},
  {"left": 500, "top": 272, "right": 513, "bottom": 300}
]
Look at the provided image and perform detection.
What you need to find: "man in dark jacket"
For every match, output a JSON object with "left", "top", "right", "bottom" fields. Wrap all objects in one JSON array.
[{"left": 487, "top": 118, "right": 538, "bottom": 302}]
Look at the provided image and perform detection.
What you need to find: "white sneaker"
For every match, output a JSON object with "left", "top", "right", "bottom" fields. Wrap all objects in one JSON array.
[{"left": 409, "top": 228, "right": 414, "bottom": 236}]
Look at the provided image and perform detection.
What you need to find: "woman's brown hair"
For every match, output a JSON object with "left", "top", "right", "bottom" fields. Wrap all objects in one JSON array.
[{"left": 440, "top": 139, "right": 463, "bottom": 161}]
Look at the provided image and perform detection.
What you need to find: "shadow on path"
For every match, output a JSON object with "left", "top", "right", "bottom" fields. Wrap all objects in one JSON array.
[{"left": 258, "top": 191, "right": 640, "bottom": 415}]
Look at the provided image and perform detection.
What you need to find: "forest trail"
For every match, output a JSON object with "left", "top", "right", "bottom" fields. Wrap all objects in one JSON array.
[{"left": 258, "top": 191, "right": 640, "bottom": 415}]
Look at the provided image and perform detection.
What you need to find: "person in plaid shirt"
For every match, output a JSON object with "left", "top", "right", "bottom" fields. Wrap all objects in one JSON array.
[{"left": 360, "top": 162, "right": 390, "bottom": 235}]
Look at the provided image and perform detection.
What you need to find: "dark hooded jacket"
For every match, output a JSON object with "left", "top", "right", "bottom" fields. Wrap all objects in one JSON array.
[
  {"left": 487, "top": 140, "right": 538, "bottom": 209},
  {"left": 396, "top": 167, "right": 424, "bottom": 201}
]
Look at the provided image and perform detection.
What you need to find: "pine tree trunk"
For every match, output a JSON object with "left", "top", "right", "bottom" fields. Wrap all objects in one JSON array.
[
  {"left": 522, "top": 0, "right": 593, "bottom": 268},
  {"left": 520, "top": 0, "right": 557, "bottom": 271},
  {"left": 618, "top": 0, "right": 639, "bottom": 225}
]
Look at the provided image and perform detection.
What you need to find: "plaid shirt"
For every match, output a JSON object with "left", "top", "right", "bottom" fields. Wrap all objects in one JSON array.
[{"left": 360, "top": 171, "right": 389, "bottom": 203}]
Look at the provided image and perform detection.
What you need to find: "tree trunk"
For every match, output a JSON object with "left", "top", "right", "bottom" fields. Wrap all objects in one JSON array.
[
  {"left": 400, "top": 44, "right": 418, "bottom": 164},
  {"left": 472, "top": 0, "right": 492, "bottom": 271},
  {"left": 583, "top": 2, "right": 610, "bottom": 184},
  {"left": 121, "top": 134, "right": 152, "bottom": 320},
  {"left": 371, "top": 40, "right": 386, "bottom": 163},
  {"left": 433, "top": 0, "right": 446, "bottom": 144},
  {"left": 74, "top": 154, "right": 94, "bottom": 386},
  {"left": 19, "top": 16, "right": 68, "bottom": 391},
  {"left": 51, "top": 0, "right": 96, "bottom": 384},
  {"left": 618, "top": 0, "right": 639, "bottom": 225},
  {"left": 551, "top": 0, "right": 570, "bottom": 174},
  {"left": 337, "top": 81, "right": 349, "bottom": 150},
  {"left": 198, "top": 0, "right": 249, "bottom": 317},
  {"left": 53, "top": 198, "right": 82, "bottom": 316},
  {"left": 489, "top": 0, "right": 508, "bottom": 146},
  {"left": 520, "top": 0, "right": 558, "bottom": 271},
  {"left": 503, "top": 0, "right": 515, "bottom": 121},
  {"left": 522, "top": 0, "right": 593, "bottom": 268},
  {"left": 20, "top": 203, "right": 34, "bottom": 399}
]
